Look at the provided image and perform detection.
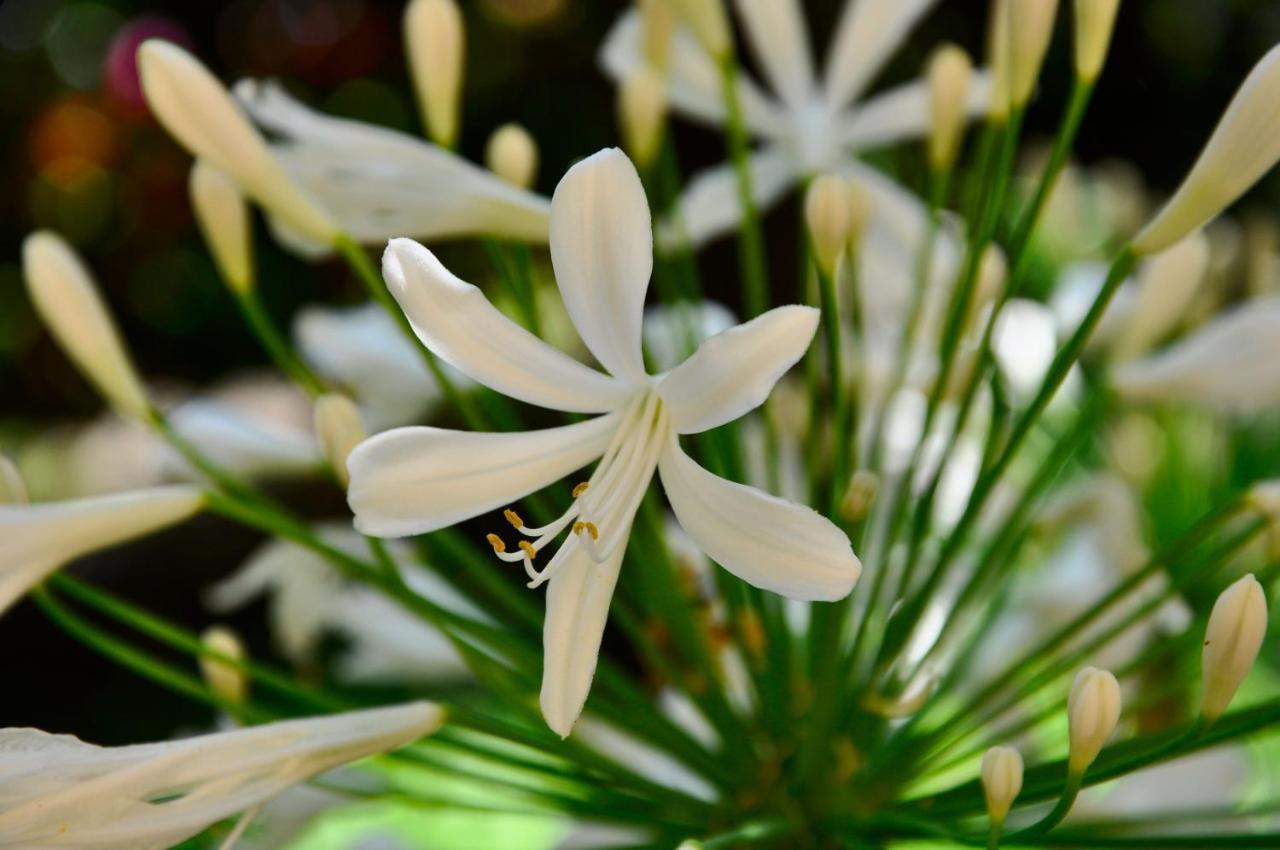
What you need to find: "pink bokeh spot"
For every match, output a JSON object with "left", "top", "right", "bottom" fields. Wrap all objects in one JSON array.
[{"left": 104, "top": 16, "right": 193, "bottom": 118}]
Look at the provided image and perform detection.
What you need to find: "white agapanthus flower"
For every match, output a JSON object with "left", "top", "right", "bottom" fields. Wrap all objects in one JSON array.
[
  {"left": 161, "top": 398, "right": 322, "bottom": 480},
  {"left": 0, "top": 702, "right": 442, "bottom": 850},
  {"left": 347, "top": 148, "right": 861, "bottom": 736},
  {"left": 600, "top": 0, "right": 990, "bottom": 246}
]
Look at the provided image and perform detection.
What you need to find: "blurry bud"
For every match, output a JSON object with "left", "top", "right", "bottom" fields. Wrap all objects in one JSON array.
[
  {"left": 137, "top": 40, "right": 338, "bottom": 244},
  {"left": 485, "top": 123, "right": 539, "bottom": 189},
  {"left": 189, "top": 160, "right": 253, "bottom": 294},
  {"left": 314, "top": 394, "right": 366, "bottom": 487},
  {"left": 1251, "top": 480, "right": 1280, "bottom": 521},
  {"left": 845, "top": 180, "right": 872, "bottom": 253},
  {"left": 1009, "top": 0, "right": 1060, "bottom": 107},
  {"left": 970, "top": 244, "right": 1008, "bottom": 327},
  {"left": 675, "top": 842, "right": 702, "bottom": 850},
  {"left": 1107, "top": 413, "right": 1164, "bottom": 488},
  {"left": 670, "top": 0, "right": 730, "bottom": 59},
  {"left": 618, "top": 66, "right": 667, "bottom": 169},
  {"left": 1201, "top": 574, "right": 1268, "bottom": 723},
  {"left": 1111, "top": 231, "right": 1209, "bottom": 361},
  {"left": 22, "top": 232, "right": 151, "bottom": 421},
  {"left": 981, "top": 745, "right": 1024, "bottom": 825},
  {"left": 404, "top": 0, "right": 464, "bottom": 147},
  {"left": 1132, "top": 45, "right": 1280, "bottom": 255},
  {"left": 1073, "top": 0, "right": 1120, "bottom": 82},
  {"left": 805, "top": 174, "right": 852, "bottom": 275},
  {"left": 200, "top": 625, "right": 248, "bottom": 707},
  {"left": 1067, "top": 666, "right": 1121, "bottom": 775},
  {"left": 639, "top": 0, "right": 676, "bottom": 71},
  {"left": 0, "top": 455, "right": 28, "bottom": 504},
  {"left": 840, "top": 470, "right": 879, "bottom": 522},
  {"left": 927, "top": 44, "right": 974, "bottom": 172},
  {"left": 1244, "top": 212, "right": 1280, "bottom": 297},
  {"left": 862, "top": 674, "right": 936, "bottom": 718},
  {"left": 986, "top": 0, "right": 1012, "bottom": 119}
]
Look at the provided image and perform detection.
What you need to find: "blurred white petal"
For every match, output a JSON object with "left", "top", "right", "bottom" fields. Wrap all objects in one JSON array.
[
  {"left": 641, "top": 300, "right": 737, "bottom": 373},
  {"left": 163, "top": 399, "right": 320, "bottom": 480},
  {"left": 824, "top": 0, "right": 940, "bottom": 109},
  {"left": 733, "top": 0, "right": 815, "bottom": 107},
  {"left": 838, "top": 72, "right": 991, "bottom": 151},
  {"left": 659, "top": 147, "right": 796, "bottom": 248}
]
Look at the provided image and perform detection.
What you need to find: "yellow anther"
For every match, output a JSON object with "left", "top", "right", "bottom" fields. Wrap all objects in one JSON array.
[
  {"left": 503, "top": 508, "right": 524, "bottom": 529},
  {"left": 573, "top": 521, "right": 585, "bottom": 535},
  {"left": 485, "top": 533, "right": 506, "bottom": 554},
  {"left": 518, "top": 541, "right": 537, "bottom": 560},
  {"left": 572, "top": 481, "right": 589, "bottom": 497},
  {"left": 583, "top": 521, "right": 599, "bottom": 540}
]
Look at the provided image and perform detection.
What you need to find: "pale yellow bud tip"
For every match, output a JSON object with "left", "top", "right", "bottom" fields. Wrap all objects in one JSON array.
[
  {"left": 1067, "top": 666, "right": 1121, "bottom": 775},
  {"left": 190, "top": 160, "right": 253, "bottom": 294},
  {"left": 1009, "top": 0, "right": 1060, "bottom": 107},
  {"left": 981, "top": 745, "right": 1024, "bottom": 825},
  {"left": 1074, "top": 0, "right": 1121, "bottom": 81},
  {"left": 671, "top": 0, "right": 729, "bottom": 59},
  {"left": 840, "top": 470, "right": 879, "bottom": 522},
  {"left": 927, "top": 44, "right": 974, "bottom": 172},
  {"left": 405, "top": 0, "right": 465, "bottom": 147},
  {"left": 200, "top": 625, "right": 248, "bottom": 706},
  {"left": 618, "top": 66, "right": 667, "bottom": 169},
  {"left": 1201, "top": 574, "right": 1268, "bottom": 723},
  {"left": 805, "top": 174, "right": 852, "bottom": 275},
  {"left": 314, "top": 394, "right": 366, "bottom": 487},
  {"left": 485, "top": 123, "right": 539, "bottom": 189}
]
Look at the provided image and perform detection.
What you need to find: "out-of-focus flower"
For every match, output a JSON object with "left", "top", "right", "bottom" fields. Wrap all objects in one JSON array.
[
  {"left": 313, "top": 394, "right": 366, "bottom": 486},
  {"left": 485, "top": 123, "right": 539, "bottom": 189},
  {"left": 347, "top": 149, "right": 859, "bottom": 736},
  {"left": 805, "top": 174, "right": 853, "bottom": 274},
  {"left": 0, "top": 486, "right": 204, "bottom": 615},
  {"left": 926, "top": 44, "right": 974, "bottom": 172},
  {"left": 199, "top": 625, "right": 249, "bottom": 707},
  {"left": 981, "top": 746, "right": 1023, "bottom": 826},
  {"left": 1068, "top": 667, "right": 1122, "bottom": 775},
  {"left": 404, "top": 0, "right": 465, "bottom": 148},
  {"left": 1109, "top": 232, "right": 1210, "bottom": 362},
  {"left": 600, "top": 0, "right": 990, "bottom": 247},
  {"left": 189, "top": 160, "right": 253, "bottom": 294},
  {"left": 618, "top": 65, "right": 667, "bottom": 169},
  {"left": 1201, "top": 574, "right": 1267, "bottom": 724},
  {"left": 1073, "top": 0, "right": 1121, "bottom": 82},
  {"left": 1007, "top": 0, "right": 1059, "bottom": 108},
  {"left": 0, "top": 703, "right": 443, "bottom": 849},
  {"left": 162, "top": 398, "right": 321, "bottom": 480}
]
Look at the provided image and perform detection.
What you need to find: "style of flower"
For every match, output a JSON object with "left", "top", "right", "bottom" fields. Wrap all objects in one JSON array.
[
  {"left": 601, "top": 0, "right": 989, "bottom": 246},
  {"left": 347, "top": 147, "right": 861, "bottom": 736}
]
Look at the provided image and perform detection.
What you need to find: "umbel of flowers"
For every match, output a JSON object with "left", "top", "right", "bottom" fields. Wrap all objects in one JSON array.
[{"left": 3, "top": 0, "right": 1280, "bottom": 848}]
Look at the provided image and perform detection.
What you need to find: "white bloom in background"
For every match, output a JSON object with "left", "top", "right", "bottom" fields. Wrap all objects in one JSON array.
[
  {"left": 601, "top": 0, "right": 990, "bottom": 247},
  {"left": 161, "top": 398, "right": 321, "bottom": 480},
  {"left": 1109, "top": 231, "right": 1210, "bottom": 362},
  {"left": 0, "top": 702, "right": 442, "bottom": 850},
  {"left": 347, "top": 148, "right": 860, "bottom": 736},
  {"left": 641, "top": 300, "right": 737, "bottom": 373},
  {"left": 0, "top": 486, "right": 204, "bottom": 615}
]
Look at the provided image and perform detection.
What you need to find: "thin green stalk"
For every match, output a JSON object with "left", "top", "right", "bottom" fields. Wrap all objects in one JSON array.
[
  {"left": 233, "top": 290, "right": 326, "bottom": 396},
  {"left": 717, "top": 54, "right": 769, "bottom": 318}
]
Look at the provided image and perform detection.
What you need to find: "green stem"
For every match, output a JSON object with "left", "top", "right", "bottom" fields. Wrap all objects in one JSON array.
[
  {"left": 717, "top": 54, "right": 769, "bottom": 318},
  {"left": 234, "top": 290, "right": 326, "bottom": 396}
]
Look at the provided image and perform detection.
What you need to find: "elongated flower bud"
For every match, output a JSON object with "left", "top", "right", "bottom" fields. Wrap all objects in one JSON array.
[
  {"left": 840, "top": 470, "right": 879, "bottom": 522},
  {"left": 1067, "top": 666, "right": 1121, "bottom": 775},
  {"left": 314, "top": 393, "right": 366, "bottom": 486},
  {"left": 1132, "top": 45, "right": 1280, "bottom": 255},
  {"left": 190, "top": 160, "right": 252, "bottom": 294},
  {"left": 137, "top": 40, "right": 338, "bottom": 244},
  {"left": 987, "top": 0, "right": 1013, "bottom": 119},
  {"left": 1201, "top": 574, "right": 1268, "bottom": 723},
  {"left": 200, "top": 625, "right": 248, "bottom": 707},
  {"left": 1112, "top": 230, "right": 1209, "bottom": 361},
  {"left": 23, "top": 232, "right": 151, "bottom": 421},
  {"left": 927, "top": 44, "right": 974, "bottom": 172},
  {"left": 671, "top": 0, "right": 730, "bottom": 59},
  {"left": 806, "top": 174, "right": 852, "bottom": 275},
  {"left": 618, "top": 66, "right": 667, "bottom": 169},
  {"left": 485, "top": 123, "right": 539, "bottom": 189},
  {"left": 0, "top": 455, "right": 26, "bottom": 505},
  {"left": 640, "top": 0, "right": 676, "bottom": 71},
  {"left": 1009, "top": 0, "right": 1059, "bottom": 107},
  {"left": 1074, "top": 0, "right": 1120, "bottom": 81},
  {"left": 1249, "top": 479, "right": 1280, "bottom": 521},
  {"left": 846, "top": 180, "right": 872, "bottom": 252},
  {"left": 405, "top": 0, "right": 464, "bottom": 147},
  {"left": 981, "top": 745, "right": 1024, "bottom": 825}
]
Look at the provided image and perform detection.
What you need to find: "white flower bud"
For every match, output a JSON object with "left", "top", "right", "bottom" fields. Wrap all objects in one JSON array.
[
  {"left": 1132, "top": 45, "right": 1280, "bottom": 256},
  {"left": 987, "top": 0, "right": 1013, "bottom": 119},
  {"left": 485, "top": 123, "right": 539, "bottom": 189},
  {"left": 1111, "top": 231, "right": 1209, "bottom": 361},
  {"left": 1073, "top": 0, "right": 1120, "bottom": 81},
  {"left": 314, "top": 393, "right": 366, "bottom": 486},
  {"left": 1009, "top": 0, "right": 1060, "bottom": 108},
  {"left": 981, "top": 745, "right": 1024, "bottom": 825},
  {"left": 671, "top": 0, "right": 730, "bottom": 59},
  {"left": 846, "top": 180, "right": 872, "bottom": 252},
  {"left": 200, "top": 625, "right": 248, "bottom": 707},
  {"left": 975, "top": 241, "right": 1009, "bottom": 314},
  {"left": 1201, "top": 574, "right": 1268, "bottom": 723},
  {"left": 0, "top": 455, "right": 27, "bottom": 505},
  {"left": 640, "top": 0, "right": 676, "bottom": 71},
  {"left": 138, "top": 40, "right": 338, "bottom": 245},
  {"left": 840, "top": 470, "right": 879, "bottom": 522},
  {"left": 22, "top": 232, "right": 151, "bottom": 421},
  {"left": 927, "top": 44, "right": 975, "bottom": 172},
  {"left": 618, "top": 66, "right": 667, "bottom": 169},
  {"left": 189, "top": 160, "right": 252, "bottom": 294},
  {"left": 1249, "top": 479, "right": 1280, "bottom": 521},
  {"left": 404, "top": 0, "right": 465, "bottom": 148},
  {"left": 805, "top": 174, "right": 852, "bottom": 275},
  {"left": 1067, "top": 666, "right": 1121, "bottom": 775}
]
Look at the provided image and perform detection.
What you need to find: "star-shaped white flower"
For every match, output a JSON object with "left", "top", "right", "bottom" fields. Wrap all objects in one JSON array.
[
  {"left": 347, "top": 147, "right": 861, "bottom": 736},
  {"left": 601, "top": 0, "right": 990, "bottom": 246}
]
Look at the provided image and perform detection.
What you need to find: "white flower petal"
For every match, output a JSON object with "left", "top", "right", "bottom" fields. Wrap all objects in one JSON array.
[
  {"left": 658, "top": 305, "right": 819, "bottom": 433},
  {"left": 0, "top": 702, "right": 441, "bottom": 850},
  {"left": 659, "top": 147, "right": 797, "bottom": 249},
  {"left": 235, "top": 79, "right": 552, "bottom": 245},
  {"left": 384, "top": 238, "right": 633, "bottom": 413},
  {"left": 0, "top": 486, "right": 204, "bottom": 615},
  {"left": 732, "top": 0, "right": 815, "bottom": 107},
  {"left": 838, "top": 71, "right": 992, "bottom": 151},
  {"left": 541, "top": 535, "right": 628, "bottom": 738},
  {"left": 824, "top": 0, "right": 940, "bottom": 110},
  {"left": 657, "top": 434, "right": 860, "bottom": 601},
  {"left": 550, "top": 148, "right": 654, "bottom": 384},
  {"left": 347, "top": 413, "right": 621, "bottom": 537},
  {"left": 162, "top": 399, "right": 321, "bottom": 480}
]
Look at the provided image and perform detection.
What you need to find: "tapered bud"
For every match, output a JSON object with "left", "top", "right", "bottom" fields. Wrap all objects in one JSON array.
[
  {"left": 404, "top": 0, "right": 464, "bottom": 147},
  {"left": 190, "top": 161, "right": 252, "bottom": 294},
  {"left": 927, "top": 44, "right": 974, "bottom": 172},
  {"left": 1112, "top": 231, "right": 1209, "bottom": 361},
  {"left": 840, "top": 470, "right": 879, "bottom": 522},
  {"left": 1067, "top": 666, "right": 1121, "bottom": 774},
  {"left": 987, "top": 0, "right": 1013, "bottom": 119},
  {"left": 981, "top": 746, "right": 1024, "bottom": 825},
  {"left": 0, "top": 455, "right": 27, "bottom": 505},
  {"left": 1073, "top": 0, "right": 1120, "bottom": 81},
  {"left": 805, "top": 174, "right": 852, "bottom": 275},
  {"left": 200, "top": 625, "right": 248, "bottom": 706},
  {"left": 1201, "top": 574, "right": 1268, "bottom": 723},
  {"left": 671, "top": 0, "right": 730, "bottom": 59},
  {"left": 23, "top": 232, "right": 151, "bottom": 420},
  {"left": 973, "top": 244, "right": 1009, "bottom": 317},
  {"left": 617, "top": 66, "right": 667, "bottom": 169},
  {"left": 846, "top": 180, "right": 872, "bottom": 252},
  {"left": 137, "top": 40, "right": 338, "bottom": 244},
  {"left": 485, "top": 123, "right": 539, "bottom": 189},
  {"left": 314, "top": 393, "right": 366, "bottom": 487},
  {"left": 1132, "top": 45, "right": 1280, "bottom": 256},
  {"left": 1009, "top": 0, "right": 1060, "bottom": 107},
  {"left": 1249, "top": 480, "right": 1280, "bottom": 521},
  {"left": 640, "top": 0, "right": 676, "bottom": 70}
]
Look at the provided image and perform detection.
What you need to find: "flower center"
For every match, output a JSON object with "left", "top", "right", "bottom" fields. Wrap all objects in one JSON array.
[{"left": 789, "top": 98, "right": 840, "bottom": 173}]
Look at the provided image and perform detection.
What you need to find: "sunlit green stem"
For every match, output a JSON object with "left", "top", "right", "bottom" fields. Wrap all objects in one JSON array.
[{"left": 717, "top": 54, "right": 769, "bottom": 318}]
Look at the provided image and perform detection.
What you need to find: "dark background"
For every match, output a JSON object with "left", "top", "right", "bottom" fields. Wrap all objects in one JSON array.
[{"left": 1, "top": 0, "right": 1277, "bottom": 741}]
